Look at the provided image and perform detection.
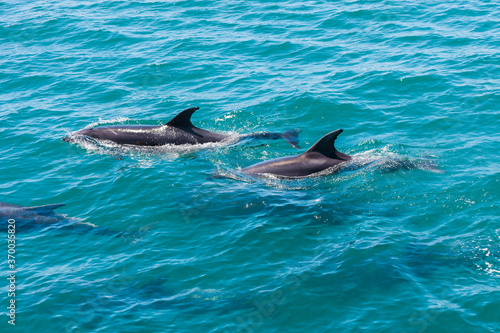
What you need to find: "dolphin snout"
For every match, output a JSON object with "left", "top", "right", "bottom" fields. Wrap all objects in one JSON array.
[{"left": 62, "top": 136, "right": 71, "bottom": 142}]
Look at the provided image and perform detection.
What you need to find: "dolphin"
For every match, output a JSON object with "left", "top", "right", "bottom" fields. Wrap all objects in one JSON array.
[
  {"left": 242, "top": 129, "right": 351, "bottom": 178},
  {"left": 62, "top": 107, "right": 300, "bottom": 148},
  {"left": 1, "top": 202, "right": 66, "bottom": 229},
  {"left": 1, "top": 202, "right": 152, "bottom": 240}
]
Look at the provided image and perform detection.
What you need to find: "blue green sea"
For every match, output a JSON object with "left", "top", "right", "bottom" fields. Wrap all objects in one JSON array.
[{"left": 1, "top": 1, "right": 499, "bottom": 332}]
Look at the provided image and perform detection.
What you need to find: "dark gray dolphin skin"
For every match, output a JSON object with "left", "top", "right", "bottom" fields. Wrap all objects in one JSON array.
[
  {"left": 242, "top": 129, "right": 351, "bottom": 178},
  {"left": 63, "top": 107, "right": 300, "bottom": 148},
  {"left": 1, "top": 202, "right": 66, "bottom": 230}
]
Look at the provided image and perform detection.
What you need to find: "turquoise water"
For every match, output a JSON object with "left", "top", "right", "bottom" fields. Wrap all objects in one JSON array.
[{"left": 1, "top": 0, "right": 499, "bottom": 332}]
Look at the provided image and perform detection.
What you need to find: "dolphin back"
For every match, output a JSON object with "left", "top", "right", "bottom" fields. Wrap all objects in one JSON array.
[{"left": 26, "top": 203, "right": 65, "bottom": 215}]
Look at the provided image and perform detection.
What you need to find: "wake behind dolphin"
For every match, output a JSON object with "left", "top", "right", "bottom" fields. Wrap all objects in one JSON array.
[{"left": 63, "top": 107, "right": 300, "bottom": 149}]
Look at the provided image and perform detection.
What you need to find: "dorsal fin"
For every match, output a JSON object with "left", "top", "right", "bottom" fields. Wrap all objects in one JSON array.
[
  {"left": 306, "top": 129, "right": 343, "bottom": 153},
  {"left": 27, "top": 203, "right": 65, "bottom": 215},
  {"left": 166, "top": 107, "right": 199, "bottom": 127}
]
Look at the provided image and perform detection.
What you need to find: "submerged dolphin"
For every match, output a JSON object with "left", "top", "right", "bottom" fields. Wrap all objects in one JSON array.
[
  {"left": 63, "top": 107, "right": 300, "bottom": 148},
  {"left": 242, "top": 129, "right": 351, "bottom": 178},
  {"left": 1, "top": 202, "right": 66, "bottom": 229},
  {"left": 1, "top": 202, "right": 152, "bottom": 239}
]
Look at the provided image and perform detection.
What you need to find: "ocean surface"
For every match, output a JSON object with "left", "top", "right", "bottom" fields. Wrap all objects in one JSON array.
[{"left": 1, "top": 1, "right": 499, "bottom": 332}]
